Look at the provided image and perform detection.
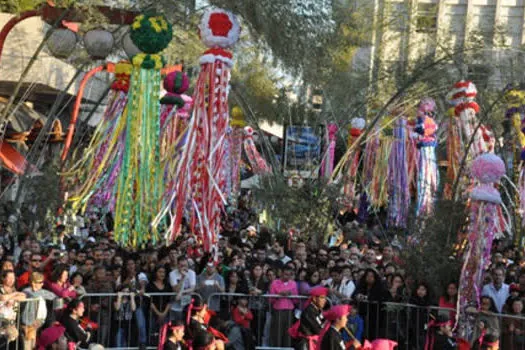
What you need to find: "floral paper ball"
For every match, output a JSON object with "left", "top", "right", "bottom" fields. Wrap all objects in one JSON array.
[
  {"left": 470, "top": 153, "right": 506, "bottom": 184},
  {"left": 163, "top": 71, "right": 189, "bottom": 95},
  {"left": 199, "top": 9, "right": 241, "bottom": 49},
  {"left": 130, "top": 14, "right": 173, "bottom": 54}
]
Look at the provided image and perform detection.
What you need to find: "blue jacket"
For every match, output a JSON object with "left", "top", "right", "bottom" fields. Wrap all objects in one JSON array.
[{"left": 341, "top": 315, "right": 364, "bottom": 342}]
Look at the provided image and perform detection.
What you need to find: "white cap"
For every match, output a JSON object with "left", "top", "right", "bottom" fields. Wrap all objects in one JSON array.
[{"left": 138, "top": 272, "right": 149, "bottom": 283}]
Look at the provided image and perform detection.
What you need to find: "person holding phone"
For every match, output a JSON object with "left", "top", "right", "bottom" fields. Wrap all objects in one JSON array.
[{"left": 169, "top": 257, "right": 196, "bottom": 321}]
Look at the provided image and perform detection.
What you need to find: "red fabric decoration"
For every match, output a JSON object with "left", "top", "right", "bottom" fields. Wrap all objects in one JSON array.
[{"left": 209, "top": 13, "right": 233, "bottom": 37}]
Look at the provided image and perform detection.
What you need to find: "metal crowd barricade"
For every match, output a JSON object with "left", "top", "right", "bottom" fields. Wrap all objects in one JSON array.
[
  {"left": 79, "top": 292, "right": 201, "bottom": 349},
  {"left": 9, "top": 291, "right": 525, "bottom": 350},
  {"left": 207, "top": 292, "right": 334, "bottom": 348},
  {"left": 0, "top": 297, "right": 46, "bottom": 350}
]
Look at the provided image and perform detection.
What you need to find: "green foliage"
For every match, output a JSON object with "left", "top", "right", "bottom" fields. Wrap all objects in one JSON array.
[
  {"left": 253, "top": 176, "right": 339, "bottom": 241},
  {"left": 0, "top": 0, "right": 42, "bottom": 12},
  {"left": 401, "top": 199, "right": 464, "bottom": 296}
]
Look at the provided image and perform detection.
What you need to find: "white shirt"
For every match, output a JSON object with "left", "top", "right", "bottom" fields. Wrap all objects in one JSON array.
[
  {"left": 169, "top": 269, "right": 196, "bottom": 291},
  {"left": 482, "top": 283, "right": 509, "bottom": 313}
]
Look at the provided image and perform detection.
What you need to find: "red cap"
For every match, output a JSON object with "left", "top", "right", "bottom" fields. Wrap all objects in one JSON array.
[
  {"left": 370, "top": 339, "right": 398, "bottom": 350},
  {"left": 37, "top": 324, "right": 65, "bottom": 350},
  {"left": 310, "top": 286, "right": 329, "bottom": 297},
  {"left": 323, "top": 305, "right": 351, "bottom": 321}
]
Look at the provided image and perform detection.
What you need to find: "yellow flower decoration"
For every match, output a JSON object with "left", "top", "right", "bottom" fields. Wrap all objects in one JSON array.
[
  {"left": 149, "top": 17, "right": 162, "bottom": 33},
  {"left": 132, "top": 15, "right": 144, "bottom": 30}
]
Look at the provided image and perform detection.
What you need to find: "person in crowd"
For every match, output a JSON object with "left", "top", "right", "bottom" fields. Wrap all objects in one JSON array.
[
  {"left": 289, "top": 286, "right": 328, "bottom": 350},
  {"left": 113, "top": 286, "right": 136, "bottom": 348},
  {"left": 85, "top": 265, "right": 112, "bottom": 346},
  {"left": 70, "top": 272, "right": 86, "bottom": 296},
  {"left": 162, "top": 320, "right": 186, "bottom": 350},
  {"left": 424, "top": 313, "right": 457, "bottom": 350},
  {"left": 341, "top": 300, "right": 364, "bottom": 344},
  {"left": 269, "top": 265, "right": 297, "bottom": 348},
  {"left": 320, "top": 304, "right": 351, "bottom": 350},
  {"left": 197, "top": 262, "right": 225, "bottom": 312},
  {"left": 326, "top": 266, "right": 355, "bottom": 304},
  {"left": 184, "top": 298, "right": 225, "bottom": 350},
  {"left": 61, "top": 299, "right": 91, "bottom": 348},
  {"left": 170, "top": 257, "right": 196, "bottom": 321},
  {"left": 299, "top": 269, "right": 321, "bottom": 296},
  {"left": 270, "top": 238, "right": 291, "bottom": 266},
  {"left": 482, "top": 267, "right": 509, "bottom": 313},
  {"left": 46, "top": 265, "right": 77, "bottom": 300},
  {"left": 147, "top": 265, "right": 171, "bottom": 338},
  {"left": 502, "top": 297, "right": 525, "bottom": 349},
  {"left": 409, "top": 282, "right": 432, "bottom": 349},
  {"left": 36, "top": 323, "right": 68, "bottom": 350},
  {"left": 439, "top": 281, "right": 458, "bottom": 320},
  {"left": 354, "top": 268, "right": 388, "bottom": 340},
  {"left": 21, "top": 272, "right": 54, "bottom": 350},
  {"left": 470, "top": 296, "right": 500, "bottom": 349},
  {"left": 17, "top": 252, "right": 42, "bottom": 289}
]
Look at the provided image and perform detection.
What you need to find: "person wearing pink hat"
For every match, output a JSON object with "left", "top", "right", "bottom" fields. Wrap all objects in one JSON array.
[
  {"left": 320, "top": 304, "right": 351, "bottom": 350},
  {"left": 289, "top": 286, "right": 329, "bottom": 350},
  {"left": 37, "top": 324, "right": 68, "bottom": 350}
]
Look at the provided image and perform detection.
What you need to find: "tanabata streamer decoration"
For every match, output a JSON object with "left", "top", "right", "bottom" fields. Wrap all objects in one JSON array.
[
  {"left": 341, "top": 118, "right": 365, "bottom": 211},
  {"left": 114, "top": 13, "right": 173, "bottom": 247},
  {"left": 368, "top": 116, "right": 394, "bottom": 211},
  {"left": 155, "top": 9, "right": 241, "bottom": 252},
  {"left": 321, "top": 123, "right": 338, "bottom": 178},
  {"left": 388, "top": 117, "right": 409, "bottom": 228},
  {"left": 454, "top": 81, "right": 487, "bottom": 159},
  {"left": 456, "top": 154, "right": 510, "bottom": 340},
  {"left": 505, "top": 88, "right": 525, "bottom": 225},
  {"left": 67, "top": 61, "right": 132, "bottom": 214},
  {"left": 415, "top": 98, "right": 439, "bottom": 217},
  {"left": 243, "top": 126, "right": 271, "bottom": 175},
  {"left": 160, "top": 71, "right": 193, "bottom": 201},
  {"left": 229, "top": 106, "right": 245, "bottom": 205},
  {"left": 444, "top": 84, "right": 464, "bottom": 200}
]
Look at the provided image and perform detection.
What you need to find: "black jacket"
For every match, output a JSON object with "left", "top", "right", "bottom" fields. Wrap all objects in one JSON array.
[
  {"left": 298, "top": 303, "right": 325, "bottom": 336},
  {"left": 320, "top": 327, "right": 345, "bottom": 350}
]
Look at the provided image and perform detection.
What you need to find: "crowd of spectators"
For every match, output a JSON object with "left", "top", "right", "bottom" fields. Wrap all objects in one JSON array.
[{"left": 0, "top": 203, "right": 524, "bottom": 349}]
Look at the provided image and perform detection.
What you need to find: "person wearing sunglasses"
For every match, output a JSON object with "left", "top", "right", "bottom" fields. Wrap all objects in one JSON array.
[
  {"left": 22, "top": 272, "right": 56, "bottom": 350},
  {"left": 17, "top": 253, "right": 43, "bottom": 289}
]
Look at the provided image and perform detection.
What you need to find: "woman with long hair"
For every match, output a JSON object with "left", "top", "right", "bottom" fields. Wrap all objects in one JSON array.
[
  {"left": 248, "top": 264, "right": 268, "bottom": 343},
  {"left": 354, "top": 268, "right": 388, "bottom": 340},
  {"left": 147, "top": 265, "right": 171, "bottom": 344},
  {"left": 46, "top": 265, "right": 77, "bottom": 299},
  {"left": 409, "top": 282, "right": 433, "bottom": 349},
  {"left": 502, "top": 298, "right": 525, "bottom": 349},
  {"left": 439, "top": 282, "right": 458, "bottom": 321},
  {"left": 470, "top": 296, "right": 500, "bottom": 349}
]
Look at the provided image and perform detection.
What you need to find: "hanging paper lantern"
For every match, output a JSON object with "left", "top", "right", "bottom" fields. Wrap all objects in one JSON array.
[
  {"left": 130, "top": 14, "right": 173, "bottom": 54},
  {"left": 84, "top": 29, "right": 115, "bottom": 59},
  {"left": 47, "top": 28, "right": 77, "bottom": 58},
  {"left": 121, "top": 32, "right": 141, "bottom": 59}
]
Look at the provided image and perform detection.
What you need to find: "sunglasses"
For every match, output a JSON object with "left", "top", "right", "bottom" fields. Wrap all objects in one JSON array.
[{"left": 32, "top": 259, "right": 41, "bottom": 262}]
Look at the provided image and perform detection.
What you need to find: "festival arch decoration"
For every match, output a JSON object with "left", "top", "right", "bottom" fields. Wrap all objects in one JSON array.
[
  {"left": 228, "top": 106, "right": 245, "bottom": 205},
  {"left": 321, "top": 123, "right": 338, "bottom": 178},
  {"left": 388, "top": 115, "right": 410, "bottom": 228},
  {"left": 155, "top": 8, "right": 241, "bottom": 253}
]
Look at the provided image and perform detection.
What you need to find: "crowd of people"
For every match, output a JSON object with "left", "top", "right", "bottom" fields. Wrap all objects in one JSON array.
[{"left": 0, "top": 201, "right": 524, "bottom": 350}]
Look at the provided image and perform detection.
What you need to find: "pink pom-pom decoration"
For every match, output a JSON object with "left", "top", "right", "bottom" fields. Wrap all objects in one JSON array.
[
  {"left": 199, "top": 9, "right": 241, "bottom": 49},
  {"left": 244, "top": 126, "right": 254, "bottom": 137},
  {"left": 417, "top": 98, "right": 436, "bottom": 117},
  {"left": 470, "top": 153, "right": 506, "bottom": 184}
]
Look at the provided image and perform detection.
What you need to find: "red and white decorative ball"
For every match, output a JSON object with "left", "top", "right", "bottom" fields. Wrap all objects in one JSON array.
[{"left": 199, "top": 9, "right": 241, "bottom": 49}]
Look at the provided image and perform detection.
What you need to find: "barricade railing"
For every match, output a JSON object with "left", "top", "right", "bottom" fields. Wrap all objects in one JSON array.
[{"left": 7, "top": 292, "right": 525, "bottom": 350}]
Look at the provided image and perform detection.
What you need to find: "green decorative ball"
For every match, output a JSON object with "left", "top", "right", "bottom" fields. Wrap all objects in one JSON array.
[{"left": 130, "top": 14, "right": 173, "bottom": 54}]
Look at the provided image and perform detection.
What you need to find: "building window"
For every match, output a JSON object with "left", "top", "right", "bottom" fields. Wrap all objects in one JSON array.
[
  {"left": 386, "top": 2, "right": 408, "bottom": 32},
  {"left": 416, "top": 3, "right": 438, "bottom": 33}
]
